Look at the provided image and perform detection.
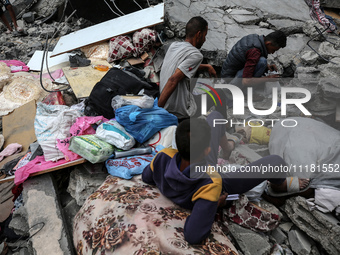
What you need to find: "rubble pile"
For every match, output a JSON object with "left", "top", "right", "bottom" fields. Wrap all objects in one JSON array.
[{"left": 0, "top": 0, "right": 340, "bottom": 255}]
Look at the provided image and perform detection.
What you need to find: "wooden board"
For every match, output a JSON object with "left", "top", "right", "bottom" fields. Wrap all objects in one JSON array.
[
  {"left": 0, "top": 158, "right": 86, "bottom": 184},
  {"left": 51, "top": 3, "right": 164, "bottom": 57},
  {"left": 336, "top": 101, "right": 340, "bottom": 122},
  {"left": 0, "top": 100, "right": 37, "bottom": 169},
  {"left": 62, "top": 60, "right": 110, "bottom": 98}
]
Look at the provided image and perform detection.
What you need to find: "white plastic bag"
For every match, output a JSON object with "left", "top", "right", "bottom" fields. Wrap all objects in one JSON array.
[
  {"left": 144, "top": 125, "right": 177, "bottom": 149},
  {"left": 111, "top": 95, "right": 154, "bottom": 111},
  {"left": 34, "top": 103, "right": 82, "bottom": 161},
  {"left": 95, "top": 120, "right": 135, "bottom": 150}
]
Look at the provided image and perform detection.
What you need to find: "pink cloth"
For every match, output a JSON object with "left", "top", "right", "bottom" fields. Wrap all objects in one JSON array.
[
  {"left": 14, "top": 156, "right": 68, "bottom": 185},
  {"left": 0, "top": 143, "right": 22, "bottom": 162},
  {"left": 31, "top": 69, "right": 65, "bottom": 81},
  {"left": 57, "top": 116, "right": 108, "bottom": 161},
  {"left": 0, "top": 60, "right": 30, "bottom": 73}
]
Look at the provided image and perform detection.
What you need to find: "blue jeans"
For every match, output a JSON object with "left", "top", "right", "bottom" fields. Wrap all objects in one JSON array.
[{"left": 230, "top": 57, "right": 268, "bottom": 89}]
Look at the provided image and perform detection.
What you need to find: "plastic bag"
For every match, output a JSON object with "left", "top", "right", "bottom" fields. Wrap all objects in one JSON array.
[
  {"left": 115, "top": 99, "right": 178, "bottom": 143},
  {"left": 69, "top": 135, "right": 115, "bottom": 164},
  {"left": 95, "top": 120, "right": 135, "bottom": 150},
  {"left": 81, "top": 42, "right": 109, "bottom": 60},
  {"left": 144, "top": 125, "right": 177, "bottom": 149},
  {"left": 57, "top": 116, "right": 108, "bottom": 161},
  {"left": 111, "top": 95, "right": 154, "bottom": 110},
  {"left": 34, "top": 103, "right": 82, "bottom": 161}
]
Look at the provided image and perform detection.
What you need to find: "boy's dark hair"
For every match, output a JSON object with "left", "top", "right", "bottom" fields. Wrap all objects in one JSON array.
[
  {"left": 264, "top": 31, "right": 287, "bottom": 48},
  {"left": 175, "top": 118, "right": 211, "bottom": 161},
  {"left": 185, "top": 16, "right": 208, "bottom": 39}
]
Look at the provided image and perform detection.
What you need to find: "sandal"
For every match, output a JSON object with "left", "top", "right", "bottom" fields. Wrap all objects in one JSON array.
[{"left": 266, "top": 177, "right": 311, "bottom": 197}]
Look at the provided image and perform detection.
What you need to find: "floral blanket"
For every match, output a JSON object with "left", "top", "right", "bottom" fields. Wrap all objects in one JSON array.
[{"left": 73, "top": 175, "right": 238, "bottom": 255}]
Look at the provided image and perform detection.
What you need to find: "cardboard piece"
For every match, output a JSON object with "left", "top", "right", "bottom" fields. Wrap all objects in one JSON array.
[
  {"left": 51, "top": 3, "right": 164, "bottom": 57},
  {"left": 127, "top": 58, "right": 144, "bottom": 66},
  {"left": 0, "top": 100, "right": 37, "bottom": 169},
  {"left": 62, "top": 60, "right": 111, "bottom": 98}
]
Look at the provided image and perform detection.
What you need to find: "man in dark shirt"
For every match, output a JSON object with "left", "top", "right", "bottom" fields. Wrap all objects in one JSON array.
[{"left": 221, "top": 31, "right": 287, "bottom": 89}]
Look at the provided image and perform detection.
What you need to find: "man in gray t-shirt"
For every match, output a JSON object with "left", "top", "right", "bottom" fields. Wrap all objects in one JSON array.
[{"left": 158, "top": 16, "right": 216, "bottom": 120}]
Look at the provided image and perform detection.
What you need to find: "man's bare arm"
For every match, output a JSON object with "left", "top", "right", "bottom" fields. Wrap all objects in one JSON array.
[
  {"left": 197, "top": 64, "right": 217, "bottom": 78},
  {"left": 158, "top": 68, "right": 186, "bottom": 107}
]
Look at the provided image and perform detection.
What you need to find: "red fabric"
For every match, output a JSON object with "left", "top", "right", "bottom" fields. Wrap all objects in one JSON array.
[
  {"left": 243, "top": 48, "right": 262, "bottom": 78},
  {"left": 12, "top": 184, "right": 23, "bottom": 202}
]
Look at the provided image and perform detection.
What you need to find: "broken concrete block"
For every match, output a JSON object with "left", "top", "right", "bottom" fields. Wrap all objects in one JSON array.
[
  {"left": 267, "top": 19, "right": 304, "bottom": 35},
  {"left": 259, "top": 21, "right": 270, "bottom": 28},
  {"left": 279, "top": 222, "right": 294, "bottom": 234},
  {"left": 9, "top": 206, "right": 29, "bottom": 236},
  {"left": 228, "top": 222, "right": 271, "bottom": 255},
  {"left": 271, "top": 227, "right": 287, "bottom": 245},
  {"left": 67, "top": 164, "right": 107, "bottom": 206},
  {"left": 22, "top": 174, "right": 73, "bottom": 255},
  {"left": 288, "top": 228, "right": 314, "bottom": 255},
  {"left": 22, "top": 12, "right": 35, "bottom": 23},
  {"left": 322, "top": 0, "right": 340, "bottom": 8},
  {"left": 318, "top": 78, "right": 340, "bottom": 99},
  {"left": 284, "top": 196, "right": 340, "bottom": 255},
  {"left": 300, "top": 51, "right": 319, "bottom": 65},
  {"left": 319, "top": 58, "right": 340, "bottom": 79},
  {"left": 319, "top": 42, "right": 340, "bottom": 59}
]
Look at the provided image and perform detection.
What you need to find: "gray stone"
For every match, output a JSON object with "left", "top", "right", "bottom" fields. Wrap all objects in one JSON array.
[
  {"left": 62, "top": 198, "right": 81, "bottom": 231},
  {"left": 67, "top": 164, "right": 107, "bottom": 206},
  {"left": 22, "top": 174, "right": 73, "bottom": 255},
  {"left": 284, "top": 196, "right": 340, "bottom": 255},
  {"left": 271, "top": 228, "right": 287, "bottom": 244},
  {"left": 322, "top": 0, "right": 340, "bottom": 8},
  {"left": 318, "top": 41, "right": 340, "bottom": 59},
  {"left": 300, "top": 51, "right": 319, "bottom": 65},
  {"left": 318, "top": 78, "right": 340, "bottom": 99},
  {"left": 227, "top": 0, "right": 310, "bottom": 21},
  {"left": 279, "top": 222, "right": 294, "bottom": 234},
  {"left": 9, "top": 206, "right": 29, "bottom": 236},
  {"left": 306, "top": 93, "right": 337, "bottom": 113},
  {"left": 32, "top": 0, "right": 64, "bottom": 18},
  {"left": 303, "top": 21, "right": 326, "bottom": 41},
  {"left": 288, "top": 228, "right": 314, "bottom": 255},
  {"left": 259, "top": 21, "right": 270, "bottom": 28},
  {"left": 277, "top": 34, "right": 312, "bottom": 56},
  {"left": 228, "top": 222, "right": 271, "bottom": 255},
  {"left": 319, "top": 58, "right": 340, "bottom": 79},
  {"left": 267, "top": 19, "right": 305, "bottom": 35},
  {"left": 39, "top": 27, "right": 56, "bottom": 38},
  {"left": 232, "top": 15, "right": 262, "bottom": 25},
  {"left": 22, "top": 12, "right": 35, "bottom": 23}
]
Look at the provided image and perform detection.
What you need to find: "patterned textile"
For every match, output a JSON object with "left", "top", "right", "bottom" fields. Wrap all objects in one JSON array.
[
  {"left": 73, "top": 175, "right": 238, "bottom": 255},
  {"left": 304, "top": 0, "right": 337, "bottom": 32},
  {"left": 133, "top": 28, "right": 157, "bottom": 55},
  {"left": 224, "top": 195, "right": 279, "bottom": 232},
  {"left": 107, "top": 36, "right": 137, "bottom": 63}
]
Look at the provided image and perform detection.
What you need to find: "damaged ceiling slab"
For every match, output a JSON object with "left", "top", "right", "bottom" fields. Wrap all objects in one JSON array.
[{"left": 51, "top": 3, "right": 164, "bottom": 57}]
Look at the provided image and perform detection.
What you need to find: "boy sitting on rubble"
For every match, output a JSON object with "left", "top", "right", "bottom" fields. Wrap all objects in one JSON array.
[{"left": 142, "top": 111, "right": 308, "bottom": 244}]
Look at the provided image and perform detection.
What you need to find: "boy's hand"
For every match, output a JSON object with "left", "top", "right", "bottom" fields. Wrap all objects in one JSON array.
[
  {"left": 217, "top": 192, "right": 228, "bottom": 207},
  {"left": 267, "top": 64, "right": 278, "bottom": 72}
]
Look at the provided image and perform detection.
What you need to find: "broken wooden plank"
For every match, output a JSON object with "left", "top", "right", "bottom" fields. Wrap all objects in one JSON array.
[
  {"left": 62, "top": 60, "right": 110, "bottom": 98},
  {"left": 0, "top": 158, "right": 87, "bottom": 184},
  {"left": 336, "top": 101, "right": 340, "bottom": 122},
  {"left": 51, "top": 3, "right": 164, "bottom": 57}
]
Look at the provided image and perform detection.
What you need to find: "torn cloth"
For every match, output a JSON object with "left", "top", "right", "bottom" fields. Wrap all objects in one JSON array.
[
  {"left": 14, "top": 155, "right": 69, "bottom": 185},
  {"left": 306, "top": 188, "right": 340, "bottom": 215},
  {"left": 0, "top": 143, "right": 22, "bottom": 162},
  {"left": 304, "top": 0, "right": 337, "bottom": 32}
]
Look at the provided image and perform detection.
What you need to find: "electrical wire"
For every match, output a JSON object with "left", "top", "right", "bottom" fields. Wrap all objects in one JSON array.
[
  {"left": 104, "top": 0, "right": 121, "bottom": 16},
  {"left": 133, "top": 0, "right": 143, "bottom": 10},
  {"left": 146, "top": 0, "right": 150, "bottom": 7},
  {"left": 112, "top": 0, "right": 125, "bottom": 15}
]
